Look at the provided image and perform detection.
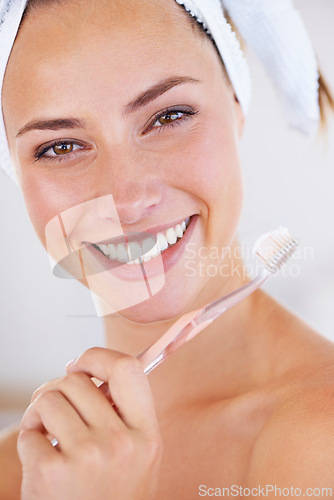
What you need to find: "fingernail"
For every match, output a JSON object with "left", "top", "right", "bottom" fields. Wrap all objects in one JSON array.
[{"left": 65, "top": 357, "right": 78, "bottom": 370}]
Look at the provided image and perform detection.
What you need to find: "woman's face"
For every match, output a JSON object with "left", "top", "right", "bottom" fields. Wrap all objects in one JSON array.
[{"left": 2, "top": 0, "right": 244, "bottom": 322}]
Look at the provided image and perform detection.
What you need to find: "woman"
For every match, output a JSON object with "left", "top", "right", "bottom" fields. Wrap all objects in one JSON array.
[{"left": 0, "top": 0, "right": 334, "bottom": 498}]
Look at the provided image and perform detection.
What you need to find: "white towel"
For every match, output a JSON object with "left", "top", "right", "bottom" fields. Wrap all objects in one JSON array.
[
  {"left": 0, "top": 0, "right": 28, "bottom": 183},
  {"left": 177, "top": 0, "right": 320, "bottom": 135},
  {"left": 0, "top": 0, "right": 320, "bottom": 184},
  {"left": 222, "top": 0, "right": 320, "bottom": 135}
]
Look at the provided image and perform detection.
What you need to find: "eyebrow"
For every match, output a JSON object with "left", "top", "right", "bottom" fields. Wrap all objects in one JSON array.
[
  {"left": 16, "top": 76, "right": 200, "bottom": 138},
  {"left": 123, "top": 76, "right": 200, "bottom": 114},
  {"left": 16, "top": 118, "right": 86, "bottom": 138}
]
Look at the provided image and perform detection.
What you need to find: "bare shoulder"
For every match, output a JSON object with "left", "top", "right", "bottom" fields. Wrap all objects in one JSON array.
[
  {"left": 0, "top": 424, "right": 22, "bottom": 500},
  {"left": 246, "top": 361, "right": 334, "bottom": 494},
  {"left": 241, "top": 294, "right": 334, "bottom": 493}
]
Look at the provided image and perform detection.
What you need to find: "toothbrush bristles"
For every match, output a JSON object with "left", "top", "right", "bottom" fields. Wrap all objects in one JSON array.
[{"left": 253, "top": 228, "right": 298, "bottom": 273}]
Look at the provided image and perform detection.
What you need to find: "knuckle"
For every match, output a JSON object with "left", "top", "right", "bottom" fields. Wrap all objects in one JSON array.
[
  {"left": 114, "top": 430, "right": 135, "bottom": 457},
  {"left": 83, "top": 346, "right": 101, "bottom": 359},
  {"left": 75, "top": 438, "right": 105, "bottom": 467},
  {"left": 37, "top": 389, "right": 63, "bottom": 408},
  {"left": 31, "top": 381, "right": 49, "bottom": 403},
  {"left": 71, "top": 347, "right": 98, "bottom": 367},
  {"left": 62, "top": 371, "right": 88, "bottom": 387},
  {"left": 114, "top": 355, "right": 143, "bottom": 378},
  {"left": 31, "top": 378, "right": 62, "bottom": 403},
  {"left": 18, "top": 431, "right": 66, "bottom": 476},
  {"left": 17, "top": 428, "right": 30, "bottom": 449}
]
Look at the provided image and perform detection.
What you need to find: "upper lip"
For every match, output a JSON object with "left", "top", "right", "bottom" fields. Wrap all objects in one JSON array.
[
  {"left": 131, "top": 215, "right": 195, "bottom": 237},
  {"left": 83, "top": 214, "right": 196, "bottom": 248}
]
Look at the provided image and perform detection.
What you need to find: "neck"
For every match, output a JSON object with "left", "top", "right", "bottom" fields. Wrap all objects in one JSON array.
[
  {"left": 96, "top": 245, "right": 284, "bottom": 421},
  {"left": 102, "top": 238, "right": 249, "bottom": 355},
  {"left": 98, "top": 240, "right": 269, "bottom": 416}
]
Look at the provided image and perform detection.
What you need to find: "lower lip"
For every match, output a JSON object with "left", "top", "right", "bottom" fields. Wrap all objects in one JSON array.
[{"left": 84, "top": 215, "right": 198, "bottom": 282}]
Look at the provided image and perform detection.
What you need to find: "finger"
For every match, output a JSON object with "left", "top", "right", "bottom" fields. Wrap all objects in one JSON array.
[
  {"left": 17, "top": 428, "right": 58, "bottom": 465},
  {"left": 32, "top": 372, "right": 124, "bottom": 430},
  {"left": 66, "top": 348, "right": 158, "bottom": 435},
  {"left": 106, "top": 355, "right": 159, "bottom": 437},
  {"left": 65, "top": 347, "right": 134, "bottom": 379},
  {"left": 30, "top": 378, "right": 63, "bottom": 404},
  {"left": 21, "top": 390, "right": 88, "bottom": 453}
]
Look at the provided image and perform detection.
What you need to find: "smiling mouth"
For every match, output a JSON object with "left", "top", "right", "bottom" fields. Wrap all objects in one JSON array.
[
  {"left": 52, "top": 215, "right": 195, "bottom": 280},
  {"left": 91, "top": 216, "right": 193, "bottom": 265}
]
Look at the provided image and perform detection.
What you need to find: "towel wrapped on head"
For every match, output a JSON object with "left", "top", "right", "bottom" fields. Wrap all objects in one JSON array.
[{"left": 0, "top": 0, "right": 320, "bottom": 184}]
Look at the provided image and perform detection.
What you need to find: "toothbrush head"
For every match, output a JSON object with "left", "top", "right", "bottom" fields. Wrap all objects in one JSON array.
[{"left": 253, "top": 227, "right": 298, "bottom": 273}]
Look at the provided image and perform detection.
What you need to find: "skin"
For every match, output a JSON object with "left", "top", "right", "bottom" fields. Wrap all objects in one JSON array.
[{"left": 1, "top": 0, "right": 334, "bottom": 498}]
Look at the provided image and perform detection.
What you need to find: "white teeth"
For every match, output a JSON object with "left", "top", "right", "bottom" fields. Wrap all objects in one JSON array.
[
  {"left": 128, "top": 241, "right": 142, "bottom": 261},
  {"left": 142, "top": 238, "right": 159, "bottom": 263},
  {"left": 101, "top": 244, "right": 110, "bottom": 256},
  {"left": 95, "top": 216, "right": 193, "bottom": 264},
  {"left": 116, "top": 243, "right": 128, "bottom": 262},
  {"left": 166, "top": 227, "right": 177, "bottom": 245},
  {"left": 157, "top": 232, "right": 169, "bottom": 252},
  {"left": 109, "top": 244, "right": 117, "bottom": 259},
  {"left": 142, "top": 237, "right": 156, "bottom": 255},
  {"left": 175, "top": 224, "right": 183, "bottom": 238}
]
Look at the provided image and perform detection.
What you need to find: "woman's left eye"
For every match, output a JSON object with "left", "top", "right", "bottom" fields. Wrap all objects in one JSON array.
[
  {"left": 145, "top": 106, "right": 198, "bottom": 133},
  {"left": 153, "top": 111, "right": 184, "bottom": 127}
]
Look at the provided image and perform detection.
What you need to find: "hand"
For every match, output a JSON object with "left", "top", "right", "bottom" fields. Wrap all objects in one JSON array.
[{"left": 17, "top": 347, "right": 162, "bottom": 500}]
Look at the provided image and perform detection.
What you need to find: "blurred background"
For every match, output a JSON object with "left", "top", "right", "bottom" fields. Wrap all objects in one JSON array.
[{"left": 0, "top": 0, "right": 333, "bottom": 427}]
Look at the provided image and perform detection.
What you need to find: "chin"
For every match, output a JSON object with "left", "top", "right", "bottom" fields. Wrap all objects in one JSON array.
[{"left": 103, "top": 277, "right": 199, "bottom": 324}]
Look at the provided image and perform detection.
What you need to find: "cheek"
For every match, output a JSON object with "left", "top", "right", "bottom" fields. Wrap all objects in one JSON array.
[
  {"left": 19, "top": 172, "right": 85, "bottom": 248},
  {"left": 194, "top": 133, "right": 243, "bottom": 246},
  {"left": 18, "top": 115, "right": 243, "bottom": 254},
  {"left": 192, "top": 133, "right": 242, "bottom": 202},
  {"left": 163, "top": 121, "right": 243, "bottom": 242}
]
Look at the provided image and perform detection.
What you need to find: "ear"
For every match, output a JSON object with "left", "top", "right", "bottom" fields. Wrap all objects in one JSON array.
[{"left": 233, "top": 94, "right": 245, "bottom": 139}]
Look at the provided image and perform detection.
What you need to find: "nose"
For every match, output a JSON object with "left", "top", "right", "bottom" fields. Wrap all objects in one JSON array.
[
  {"left": 112, "top": 179, "right": 162, "bottom": 225},
  {"left": 96, "top": 150, "right": 164, "bottom": 225}
]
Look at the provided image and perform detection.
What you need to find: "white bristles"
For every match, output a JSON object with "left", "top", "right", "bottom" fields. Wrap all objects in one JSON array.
[{"left": 253, "top": 227, "right": 298, "bottom": 273}]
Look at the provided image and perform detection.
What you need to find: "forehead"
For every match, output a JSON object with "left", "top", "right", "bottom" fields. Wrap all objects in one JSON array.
[
  {"left": 11, "top": 0, "right": 204, "bottom": 66},
  {"left": 3, "top": 0, "right": 215, "bottom": 121}
]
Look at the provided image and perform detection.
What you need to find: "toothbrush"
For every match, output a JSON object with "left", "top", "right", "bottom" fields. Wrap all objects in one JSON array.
[
  {"left": 135, "top": 226, "right": 298, "bottom": 374},
  {"left": 137, "top": 227, "right": 298, "bottom": 373},
  {"left": 51, "top": 227, "right": 297, "bottom": 446}
]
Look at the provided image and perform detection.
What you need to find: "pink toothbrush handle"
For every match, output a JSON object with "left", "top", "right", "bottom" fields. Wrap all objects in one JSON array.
[
  {"left": 97, "top": 308, "right": 213, "bottom": 408},
  {"left": 138, "top": 307, "right": 212, "bottom": 373}
]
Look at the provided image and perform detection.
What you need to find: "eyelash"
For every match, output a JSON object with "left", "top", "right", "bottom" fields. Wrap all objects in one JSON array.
[
  {"left": 145, "top": 105, "right": 198, "bottom": 133},
  {"left": 33, "top": 140, "right": 86, "bottom": 163},
  {"left": 33, "top": 105, "right": 199, "bottom": 163}
]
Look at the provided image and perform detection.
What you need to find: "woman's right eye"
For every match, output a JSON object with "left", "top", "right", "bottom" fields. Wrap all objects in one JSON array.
[{"left": 34, "top": 140, "right": 86, "bottom": 162}]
